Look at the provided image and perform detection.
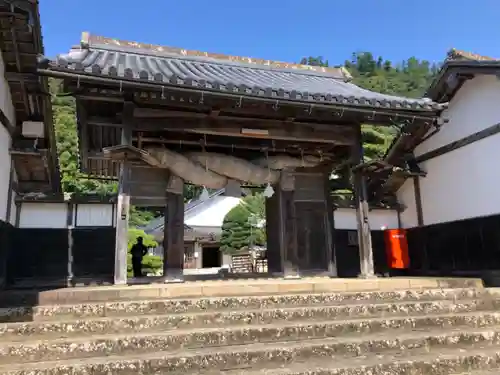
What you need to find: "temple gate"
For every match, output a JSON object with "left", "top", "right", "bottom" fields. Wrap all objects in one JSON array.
[{"left": 39, "top": 33, "right": 445, "bottom": 283}]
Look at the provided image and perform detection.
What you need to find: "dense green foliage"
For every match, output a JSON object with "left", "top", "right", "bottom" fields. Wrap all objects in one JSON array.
[
  {"left": 220, "top": 194, "right": 266, "bottom": 254},
  {"left": 300, "top": 53, "right": 438, "bottom": 160},
  {"left": 51, "top": 52, "right": 440, "bottom": 227},
  {"left": 51, "top": 80, "right": 117, "bottom": 195}
]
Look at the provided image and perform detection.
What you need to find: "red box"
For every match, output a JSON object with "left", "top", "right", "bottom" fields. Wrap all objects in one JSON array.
[{"left": 384, "top": 229, "right": 410, "bottom": 269}]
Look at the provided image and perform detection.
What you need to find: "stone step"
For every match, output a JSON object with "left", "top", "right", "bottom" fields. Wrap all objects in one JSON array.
[
  {"left": 0, "top": 278, "right": 484, "bottom": 306},
  {"left": 1, "top": 311, "right": 500, "bottom": 364},
  {"left": 2, "top": 331, "right": 500, "bottom": 374},
  {"left": 0, "top": 287, "right": 485, "bottom": 323},
  {"left": 0, "top": 299, "right": 487, "bottom": 340},
  {"left": 194, "top": 347, "right": 500, "bottom": 375}
]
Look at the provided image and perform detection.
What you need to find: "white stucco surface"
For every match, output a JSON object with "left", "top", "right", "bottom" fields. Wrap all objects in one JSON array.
[
  {"left": 334, "top": 208, "right": 399, "bottom": 230},
  {"left": 76, "top": 204, "right": 114, "bottom": 227},
  {"left": 397, "top": 75, "right": 500, "bottom": 226},
  {"left": 0, "top": 51, "right": 15, "bottom": 223},
  {"left": 19, "top": 203, "right": 68, "bottom": 229}
]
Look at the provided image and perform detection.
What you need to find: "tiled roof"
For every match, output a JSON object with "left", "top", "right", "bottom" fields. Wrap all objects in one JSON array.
[
  {"left": 447, "top": 48, "right": 498, "bottom": 61},
  {"left": 49, "top": 33, "right": 443, "bottom": 112}
]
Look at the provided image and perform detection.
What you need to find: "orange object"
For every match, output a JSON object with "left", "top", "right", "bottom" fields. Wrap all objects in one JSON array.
[{"left": 384, "top": 229, "right": 410, "bottom": 269}]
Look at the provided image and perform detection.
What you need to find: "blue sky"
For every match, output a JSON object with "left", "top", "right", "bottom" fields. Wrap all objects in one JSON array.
[{"left": 40, "top": 0, "right": 499, "bottom": 66}]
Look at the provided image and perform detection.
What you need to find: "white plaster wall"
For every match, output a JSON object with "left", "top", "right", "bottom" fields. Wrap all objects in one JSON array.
[
  {"left": 396, "top": 179, "right": 418, "bottom": 228},
  {"left": 19, "top": 203, "right": 68, "bottom": 229},
  {"left": 0, "top": 51, "right": 16, "bottom": 224},
  {"left": 76, "top": 203, "right": 114, "bottom": 227},
  {"left": 334, "top": 208, "right": 399, "bottom": 230},
  {"left": 411, "top": 75, "right": 500, "bottom": 225}
]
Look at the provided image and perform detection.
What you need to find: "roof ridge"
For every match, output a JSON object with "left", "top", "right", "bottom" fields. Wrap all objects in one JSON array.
[
  {"left": 80, "top": 32, "right": 352, "bottom": 80},
  {"left": 447, "top": 48, "right": 498, "bottom": 62}
]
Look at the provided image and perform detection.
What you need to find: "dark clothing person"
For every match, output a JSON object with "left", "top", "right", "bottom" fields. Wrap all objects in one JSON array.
[
  {"left": 132, "top": 257, "right": 143, "bottom": 278},
  {"left": 130, "top": 238, "right": 148, "bottom": 278}
]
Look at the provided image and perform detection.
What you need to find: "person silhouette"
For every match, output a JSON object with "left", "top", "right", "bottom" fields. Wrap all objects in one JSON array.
[{"left": 130, "top": 236, "right": 148, "bottom": 277}]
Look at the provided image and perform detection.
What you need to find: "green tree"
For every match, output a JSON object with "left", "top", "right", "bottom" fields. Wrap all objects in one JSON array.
[
  {"left": 50, "top": 79, "right": 117, "bottom": 195},
  {"left": 299, "top": 56, "right": 329, "bottom": 67},
  {"left": 220, "top": 194, "right": 266, "bottom": 254}
]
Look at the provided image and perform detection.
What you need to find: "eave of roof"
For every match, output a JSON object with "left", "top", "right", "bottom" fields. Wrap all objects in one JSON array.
[
  {"left": 0, "top": 0, "right": 61, "bottom": 195},
  {"left": 426, "top": 50, "right": 500, "bottom": 102},
  {"left": 372, "top": 49, "right": 500, "bottom": 198},
  {"left": 43, "top": 32, "right": 445, "bottom": 113}
]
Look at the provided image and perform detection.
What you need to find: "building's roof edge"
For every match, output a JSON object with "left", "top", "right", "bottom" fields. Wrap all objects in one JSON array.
[
  {"left": 447, "top": 48, "right": 498, "bottom": 62},
  {"left": 0, "top": 1, "right": 62, "bottom": 195},
  {"left": 426, "top": 59, "right": 500, "bottom": 102},
  {"left": 81, "top": 32, "right": 352, "bottom": 80}
]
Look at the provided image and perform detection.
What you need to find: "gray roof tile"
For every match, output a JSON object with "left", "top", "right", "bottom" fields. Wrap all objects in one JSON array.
[{"left": 51, "top": 34, "right": 443, "bottom": 111}]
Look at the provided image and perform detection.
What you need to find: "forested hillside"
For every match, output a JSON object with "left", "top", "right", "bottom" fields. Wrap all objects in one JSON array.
[
  {"left": 300, "top": 53, "right": 439, "bottom": 160},
  {"left": 51, "top": 51, "right": 441, "bottom": 224}
]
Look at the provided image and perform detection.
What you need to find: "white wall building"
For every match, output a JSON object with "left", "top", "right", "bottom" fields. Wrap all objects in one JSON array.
[
  {"left": 393, "top": 51, "right": 500, "bottom": 274},
  {"left": 399, "top": 74, "right": 500, "bottom": 227}
]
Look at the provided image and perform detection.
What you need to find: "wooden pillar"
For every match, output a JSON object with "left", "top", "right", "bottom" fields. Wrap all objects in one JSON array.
[
  {"left": 279, "top": 172, "right": 298, "bottom": 278},
  {"left": 352, "top": 124, "right": 375, "bottom": 278},
  {"left": 324, "top": 170, "right": 337, "bottom": 277},
  {"left": 266, "top": 171, "right": 296, "bottom": 277},
  {"left": 163, "top": 191, "right": 185, "bottom": 282},
  {"left": 163, "top": 174, "right": 185, "bottom": 282},
  {"left": 66, "top": 202, "right": 74, "bottom": 287},
  {"left": 114, "top": 102, "right": 134, "bottom": 285},
  {"left": 265, "top": 191, "right": 282, "bottom": 275}
]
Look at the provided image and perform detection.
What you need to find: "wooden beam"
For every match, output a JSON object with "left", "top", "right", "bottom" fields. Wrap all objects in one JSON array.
[
  {"left": 134, "top": 108, "right": 207, "bottom": 119},
  {"left": 76, "top": 94, "right": 125, "bottom": 103},
  {"left": 415, "top": 121, "right": 500, "bottom": 164},
  {"left": 129, "top": 136, "right": 338, "bottom": 156},
  {"left": 7, "top": 7, "right": 31, "bottom": 117},
  {"left": 0, "top": 107, "right": 15, "bottom": 135},
  {"left": 4, "top": 71, "right": 39, "bottom": 83},
  {"left": 134, "top": 107, "right": 356, "bottom": 132},
  {"left": 87, "top": 116, "right": 355, "bottom": 145}
]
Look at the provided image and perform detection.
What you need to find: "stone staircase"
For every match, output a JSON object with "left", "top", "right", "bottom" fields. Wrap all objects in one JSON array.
[{"left": 1, "top": 285, "right": 500, "bottom": 374}]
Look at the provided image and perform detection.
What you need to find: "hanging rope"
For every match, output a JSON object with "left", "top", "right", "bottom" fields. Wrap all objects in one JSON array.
[{"left": 200, "top": 134, "right": 210, "bottom": 201}]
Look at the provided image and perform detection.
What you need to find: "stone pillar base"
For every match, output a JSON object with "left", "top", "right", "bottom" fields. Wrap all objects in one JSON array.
[
  {"left": 283, "top": 262, "right": 301, "bottom": 279},
  {"left": 164, "top": 269, "right": 184, "bottom": 283},
  {"left": 328, "top": 261, "right": 338, "bottom": 278},
  {"left": 357, "top": 272, "right": 377, "bottom": 279}
]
